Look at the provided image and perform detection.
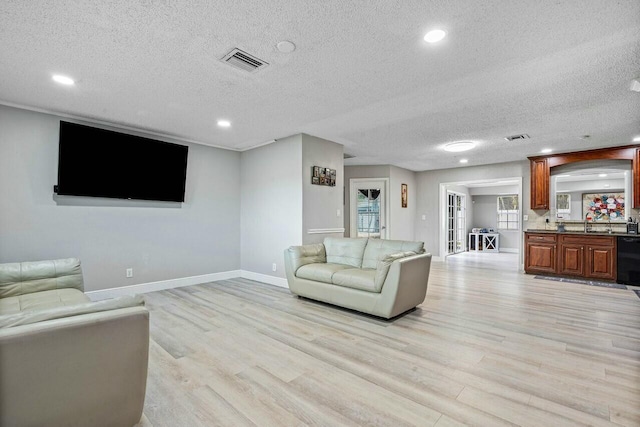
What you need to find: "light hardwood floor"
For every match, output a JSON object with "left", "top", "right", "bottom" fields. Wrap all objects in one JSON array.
[{"left": 138, "top": 258, "right": 640, "bottom": 427}]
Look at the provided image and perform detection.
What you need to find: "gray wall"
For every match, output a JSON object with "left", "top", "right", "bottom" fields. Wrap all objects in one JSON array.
[
  {"left": 0, "top": 105, "right": 241, "bottom": 291},
  {"left": 240, "top": 135, "right": 303, "bottom": 278},
  {"left": 415, "top": 160, "right": 530, "bottom": 257},
  {"left": 389, "top": 166, "right": 417, "bottom": 241},
  {"left": 301, "top": 134, "right": 344, "bottom": 244},
  {"left": 471, "top": 195, "right": 519, "bottom": 250}
]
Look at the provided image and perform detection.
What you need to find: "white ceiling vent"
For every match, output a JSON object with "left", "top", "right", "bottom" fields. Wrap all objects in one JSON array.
[
  {"left": 504, "top": 133, "right": 530, "bottom": 141},
  {"left": 221, "top": 48, "right": 268, "bottom": 73}
]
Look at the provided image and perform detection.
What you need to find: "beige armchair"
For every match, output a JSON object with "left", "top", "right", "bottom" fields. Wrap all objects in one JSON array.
[{"left": 0, "top": 258, "right": 149, "bottom": 427}]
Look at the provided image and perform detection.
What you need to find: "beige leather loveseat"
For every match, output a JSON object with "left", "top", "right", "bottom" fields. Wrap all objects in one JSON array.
[
  {"left": 0, "top": 258, "right": 149, "bottom": 427},
  {"left": 284, "top": 237, "right": 432, "bottom": 318}
]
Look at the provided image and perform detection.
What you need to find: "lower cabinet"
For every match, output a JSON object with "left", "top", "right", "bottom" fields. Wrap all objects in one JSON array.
[
  {"left": 525, "top": 233, "right": 557, "bottom": 274},
  {"left": 559, "top": 243, "right": 585, "bottom": 276},
  {"left": 525, "top": 233, "right": 617, "bottom": 281},
  {"left": 585, "top": 245, "right": 616, "bottom": 280}
]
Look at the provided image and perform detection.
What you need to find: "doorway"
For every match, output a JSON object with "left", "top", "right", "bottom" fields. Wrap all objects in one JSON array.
[
  {"left": 350, "top": 179, "right": 388, "bottom": 239},
  {"left": 439, "top": 177, "right": 524, "bottom": 269}
]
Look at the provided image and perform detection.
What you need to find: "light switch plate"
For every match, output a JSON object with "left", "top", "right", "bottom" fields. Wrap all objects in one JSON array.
[{"left": 523, "top": 215, "right": 529, "bottom": 221}]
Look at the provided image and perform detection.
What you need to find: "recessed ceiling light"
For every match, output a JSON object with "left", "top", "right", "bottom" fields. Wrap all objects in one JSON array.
[
  {"left": 459, "top": 159, "right": 468, "bottom": 164},
  {"left": 424, "top": 29, "right": 446, "bottom": 43},
  {"left": 598, "top": 173, "right": 608, "bottom": 177},
  {"left": 52, "top": 74, "right": 75, "bottom": 85},
  {"left": 603, "top": 184, "right": 610, "bottom": 188},
  {"left": 443, "top": 141, "right": 476, "bottom": 152},
  {"left": 556, "top": 174, "right": 571, "bottom": 178},
  {"left": 633, "top": 135, "right": 640, "bottom": 142},
  {"left": 541, "top": 148, "right": 553, "bottom": 154},
  {"left": 276, "top": 40, "right": 296, "bottom": 53},
  {"left": 217, "top": 120, "right": 231, "bottom": 128}
]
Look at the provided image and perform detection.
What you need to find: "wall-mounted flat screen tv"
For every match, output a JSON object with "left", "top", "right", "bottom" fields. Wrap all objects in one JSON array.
[{"left": 55, "top": 121, "right": 189, "bottom": 202}]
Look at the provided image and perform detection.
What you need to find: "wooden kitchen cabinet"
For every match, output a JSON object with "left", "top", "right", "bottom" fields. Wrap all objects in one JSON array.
[
  {"left": 528, "top": 145, "right": 640, "bottom": 210},
  {"left": 529, "top": 158, "right": 549, "bottom": 210},
  {"left": 559, "top": 234, "right": 616, "bottom": 281},
  {"left": 526, "top": 233, "right": 617, "bottom": 281},
  {"left": 524, "top": 233, "right": 557, "bottom": 274},
  {"left": 558, "top": 243, "right": 585, "bottom": 276},
  {"left": 585, "top": 245, "right": 616, "bottom": 280}
]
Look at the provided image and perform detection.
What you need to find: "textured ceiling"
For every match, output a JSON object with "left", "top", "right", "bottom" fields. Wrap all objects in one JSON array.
[{"left": 0, "top": 1, "right": 639, "bottom": 171}]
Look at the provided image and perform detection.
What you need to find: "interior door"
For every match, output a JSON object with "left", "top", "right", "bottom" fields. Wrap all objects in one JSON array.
[
  {"left": 350, "top": 179, "right": 387, "bottom": 239},
  {"left": 447, "top": 192, "right": 465, "bottom": 254}
]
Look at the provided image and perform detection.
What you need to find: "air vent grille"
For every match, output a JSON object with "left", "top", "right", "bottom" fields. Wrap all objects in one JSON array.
[
  {"left": 504, "top": 134, "right": 530, "bottom": 141},
  {"left": 221, "top": 48, "right": 268, "bottom": 73}
]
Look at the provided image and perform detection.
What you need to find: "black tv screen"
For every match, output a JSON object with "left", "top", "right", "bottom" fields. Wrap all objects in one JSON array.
[{"left": 56, "top": 121, "right": 188, "bottom": 202}]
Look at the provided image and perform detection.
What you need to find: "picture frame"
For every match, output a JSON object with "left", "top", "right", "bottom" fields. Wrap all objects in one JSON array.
[
  {"left": 311, "top": 166, "right": 337, "bottom": 187},
  {"left": 401, "top": 183, "right": 408, "bottom": 208},
  {"left": 582, "top": 192, "right": 625, "bottom": 221}
]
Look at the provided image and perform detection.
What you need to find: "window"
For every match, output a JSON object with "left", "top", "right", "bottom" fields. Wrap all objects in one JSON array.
[
  {"left": 556, "top": 193, "right": 571, "bottom": 213},
  {"left": 497, "top": 195, "right": 519, "bottom": 230}
]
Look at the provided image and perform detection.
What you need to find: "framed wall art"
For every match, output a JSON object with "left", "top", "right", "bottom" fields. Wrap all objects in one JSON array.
[
  {"left": 582, "top": 192, "right": 625, "bottom": 221},
  {"left": 401, "top": 183, "right": 408, "bottom": 208},
  {"left": 311, "top": 166, "right": 336, "bottom": 187}
]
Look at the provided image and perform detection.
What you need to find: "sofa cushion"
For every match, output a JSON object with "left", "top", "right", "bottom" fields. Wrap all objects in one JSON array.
[
  {"left": 324, "top": 237, "right": 368, "bottom": 268},
  {"left": 0, "top": 288, "right": 89, "bottom": 316},
  {"left": 0, "top": 258, "right": 84, "bottom": 298},
  {"left": 332, "top": 268, "right": 378, "bottom": 293},
  {"left": 287, "top": 243, "right": 326, "bottom": 273},
  {"left": 295, "top": 263, "right": 352, "bottom": 284},
  {"left": 361, "top": 239, "right": 424, "bottom": 269},
  {"left": 0, "top": 294, "right": 145, "bottom": 329}
]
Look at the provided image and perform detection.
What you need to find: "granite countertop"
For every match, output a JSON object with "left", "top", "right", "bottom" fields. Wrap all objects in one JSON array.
[{"left": 525, "top": 229, "right": 639, "bottom": 237}]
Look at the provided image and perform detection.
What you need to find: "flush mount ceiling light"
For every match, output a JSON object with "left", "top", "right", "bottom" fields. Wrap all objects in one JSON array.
[
  {"left": 459, "top": 159, "right": 468, "bottom": 164},
  {"left": 52, "top": 74, "right": 75, "bottom": 85},
  {"left": 217, "top": 120, "right": 231, "bottom": 128},
  {"left": 598, "top": 173, "right": 608, "bottom": 177},
  {"left": 424, "top": 29, "right": 446, "bottom": 43},
  {"left": 443, "top": 141, "right": 476, "bottom": 152},
  {"left": 541, "top": 148, "right": 553, "bottom": 153},
  {"left": 633, "top": 135, "right": 640, "bottom": 142},
  {"left": 276, "top": 40, "right": 296, "bottom": 53}
]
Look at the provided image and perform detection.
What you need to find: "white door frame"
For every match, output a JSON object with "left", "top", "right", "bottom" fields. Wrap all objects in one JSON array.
[{"left": 349, "top": 178, "right": 390, "bottom": 239}]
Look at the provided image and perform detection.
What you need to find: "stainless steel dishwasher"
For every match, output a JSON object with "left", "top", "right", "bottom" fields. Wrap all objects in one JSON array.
[{"left": 617, "top": 236, "right": 640, "bottom": 286}]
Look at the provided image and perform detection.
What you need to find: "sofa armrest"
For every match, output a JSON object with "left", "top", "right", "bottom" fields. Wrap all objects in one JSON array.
[
  {"left": 0, "top": 306, "right": 149, "bottom": 427},
  {"left": 0, "top": 258, "right": 84, "bottom": 298},
  {"left": 375, "top": 253, "right": 432, "bottom": 318},
  {"left": 284, "top": 244, "right": 326, "bottom": 274}
]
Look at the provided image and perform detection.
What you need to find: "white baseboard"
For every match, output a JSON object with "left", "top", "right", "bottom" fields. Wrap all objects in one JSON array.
[
  {"left": 500, "top": 248, "right": 519, "bottom": 253},
  {"left": 86, "top": 269, "right": 289, "bottom": 300},
  {"left": 86, "top": 270, "right": 242, "bottom": 300},
  {"left": 240, "top": 270, "right": 289, "bottom": 289}
]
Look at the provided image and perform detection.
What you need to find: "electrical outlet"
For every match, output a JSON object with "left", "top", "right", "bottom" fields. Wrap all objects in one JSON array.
[
  {"left": 421, "top": 215, "right": 426, "bottom": 220},
  {"left": 126, "top": 268, "right": 133, "bottom": 278},
  {"left": 272, "top": 263, "right": 277, "bottom": 272},
  {"left": 523, "top": 215, "right": 529, "bottom": 221},
  {"left": 336, "top": 209, "right": 341, "bottom": 217}
]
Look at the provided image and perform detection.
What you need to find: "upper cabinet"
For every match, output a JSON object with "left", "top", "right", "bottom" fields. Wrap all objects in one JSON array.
[
  {"left": 528, "top": 145, "right": 640, "bottom": 210},
  {"left": 530, "top": 158, "right": 549, "bottom": 209}
]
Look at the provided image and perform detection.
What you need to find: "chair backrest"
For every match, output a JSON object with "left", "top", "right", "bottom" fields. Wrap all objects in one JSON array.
[{"left": 0, "top": 258, "right": 84, "bottom": 299}]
